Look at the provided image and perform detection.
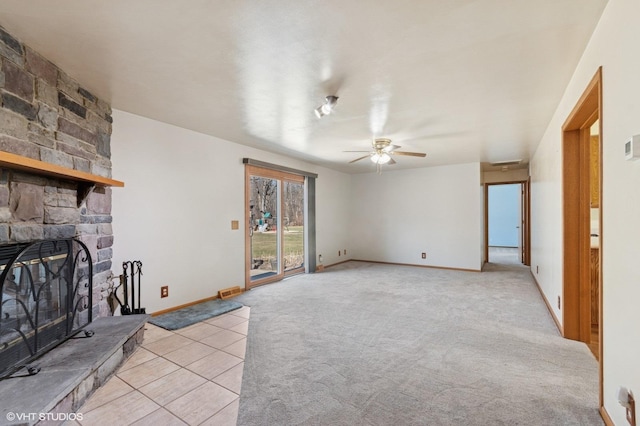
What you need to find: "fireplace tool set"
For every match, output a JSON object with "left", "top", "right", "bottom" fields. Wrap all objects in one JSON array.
[{"left": 114, "top": 260, "right": 146, "bottom": 315}]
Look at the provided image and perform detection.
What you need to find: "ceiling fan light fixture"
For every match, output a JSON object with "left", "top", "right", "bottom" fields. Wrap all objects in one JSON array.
[{"left": 371, "top": 152, "right": 391, "bottom": 164}]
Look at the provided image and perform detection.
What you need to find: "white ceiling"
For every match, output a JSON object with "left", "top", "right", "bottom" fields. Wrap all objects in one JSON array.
[{"left": 0, "top": 1, "right": 607, "bottom": 173}]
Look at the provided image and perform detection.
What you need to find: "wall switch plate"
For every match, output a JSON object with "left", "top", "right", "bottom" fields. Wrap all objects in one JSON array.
[
  {"left": 231, "top": 220, "right": 239, "bottom": 230},
  {"left": 625, "top": 135, "right": 640, "bottom": 161}
]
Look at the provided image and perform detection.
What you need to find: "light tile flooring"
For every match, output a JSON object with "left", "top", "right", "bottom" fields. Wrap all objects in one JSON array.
[{"left": 72, "top": 306, "right": 250, "bottom": 426}]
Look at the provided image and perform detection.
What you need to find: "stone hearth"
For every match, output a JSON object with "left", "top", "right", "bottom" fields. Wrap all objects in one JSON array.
[{"left": 0, "top": 315, "right": 147, "bottom": 426}]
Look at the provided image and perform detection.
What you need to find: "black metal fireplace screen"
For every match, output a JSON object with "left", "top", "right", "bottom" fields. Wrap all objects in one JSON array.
[{"left": 0, "top": 239, "right": 93, "bottom": 379}]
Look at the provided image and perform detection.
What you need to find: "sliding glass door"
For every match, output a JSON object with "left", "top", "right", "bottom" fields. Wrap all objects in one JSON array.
[
  {"left": 245, "top": 165, "right": 305, "bottom": 288},
  {"left": 248, "top": 175, "right": 280, "bottom": 281},
  {"left": 283, "top": 181, "right": 304, "bottom": 274}
]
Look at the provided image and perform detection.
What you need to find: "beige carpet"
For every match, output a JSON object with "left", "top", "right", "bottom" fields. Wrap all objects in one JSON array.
[{"left": 236, "top": 261, "right": 601, "bottom": 425}]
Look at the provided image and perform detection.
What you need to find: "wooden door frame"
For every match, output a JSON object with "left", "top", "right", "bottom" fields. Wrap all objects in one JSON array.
[
  {"left": 561, "top": 67, "right": 602, "bottom": 407},
  {"left": 245, "top": 165, "right": 305, "bottom": 289},
  {"left": 484, "top": 180, "right": 530, "bottom": 265},
  {"left": 281, "top": 180, "right": 305, "bottom": 277}
]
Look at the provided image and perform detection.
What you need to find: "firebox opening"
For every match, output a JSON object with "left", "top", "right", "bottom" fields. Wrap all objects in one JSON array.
[{"left": 0, "top": 238, "right": 93, "bottom": 379}]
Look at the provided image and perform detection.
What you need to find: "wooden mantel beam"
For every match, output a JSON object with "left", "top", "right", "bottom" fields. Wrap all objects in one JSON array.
[{"left": 0, "top": 151, "right": 124, "bottom": 187}]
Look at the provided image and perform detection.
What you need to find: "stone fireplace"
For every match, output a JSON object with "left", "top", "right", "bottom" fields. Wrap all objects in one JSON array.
[
  {"left": 0, "top": 26, "right": 148, "bottom": 420},
  {"left": 1, "top": 24, "right": 117, "bottom": 321}
]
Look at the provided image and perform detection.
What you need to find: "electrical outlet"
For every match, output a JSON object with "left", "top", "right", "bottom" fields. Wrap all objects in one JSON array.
[
  {"left": 536, "top": 265, "right": 539, "bottom": 274},
  {"left": 344, "top": 249, "right": 347, "bottom": 255},
  {"left": 161, "top": 286, "right": 169, "bottom": 298},
  {"left": 338, "top": 250, "right": 341, "bottom": 256},
  {"left": 421, "top": 252, "right": 426, "bottom": 259},
  {"left": 557, "top": 296, "right": 561, "bottom": 309}
]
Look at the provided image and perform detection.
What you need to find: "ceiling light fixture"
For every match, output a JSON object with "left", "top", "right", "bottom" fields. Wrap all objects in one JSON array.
[
  {"left": 314, "top": 95, "right": 339, "bottom": 118},
  {"left": 370, "top": 152, "right": 391, "bottom": 164},
  {"left": 490, "top": 159, "right": 522, "bottom": 167}
]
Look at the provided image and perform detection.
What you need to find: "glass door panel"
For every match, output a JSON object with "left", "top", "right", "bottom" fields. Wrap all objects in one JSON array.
[
  {"left": 283, "top": 181, "right": 305, "bottom": 274},
  {"left": 249, "top": 176, "right": 280, "bottom": 283},
  {"left": 245, "top": 164, "right": 305, "bottom": 288}
]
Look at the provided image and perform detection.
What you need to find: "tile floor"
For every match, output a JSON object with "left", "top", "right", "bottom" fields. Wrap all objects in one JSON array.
[{"left": 71, "top": 306, "right": 250, "bottom": 426}]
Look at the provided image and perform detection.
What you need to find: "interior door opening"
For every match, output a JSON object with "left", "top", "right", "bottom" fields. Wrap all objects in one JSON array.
[
  {"left": 484, "top": 180, "right": 530, "bottom": 266},
  {"left": 561, "top": 67, "right": 602, "bottom": 407},
  {"left": 487, "top": 183, "right": 522, "bottom": 265}
]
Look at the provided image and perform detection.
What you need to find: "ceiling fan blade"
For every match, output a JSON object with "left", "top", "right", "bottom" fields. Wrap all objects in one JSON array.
[
  {"left": 390, "top": 151, "right": 427, "bottom": 157},
  {"left": 349, "top": 155, "right": 371, "bottom": 163},
  {"left": 388, "top": 157, "right": 397, "bottom": 165},
  {"left": 383, "top": 144, "right": 401, "bottom": 152}
]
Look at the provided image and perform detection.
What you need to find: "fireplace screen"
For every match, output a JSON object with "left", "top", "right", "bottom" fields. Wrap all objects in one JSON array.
[{"left": 0, "top": 239, "right": 93, "bottom": 379}]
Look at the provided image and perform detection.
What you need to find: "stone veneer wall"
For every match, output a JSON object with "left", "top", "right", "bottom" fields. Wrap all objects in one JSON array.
[{"left": 0, "top": 25, "right": 114, "bottom": 317}]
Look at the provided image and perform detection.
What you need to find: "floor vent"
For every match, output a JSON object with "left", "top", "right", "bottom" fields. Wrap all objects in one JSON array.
[{"left": 219, "top": 286, "right": 242, "bottom": 300}]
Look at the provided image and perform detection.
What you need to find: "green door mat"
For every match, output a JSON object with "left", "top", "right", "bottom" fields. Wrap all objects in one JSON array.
[{"left": 148, "top": 299, "right": 243, "bottom": 330}]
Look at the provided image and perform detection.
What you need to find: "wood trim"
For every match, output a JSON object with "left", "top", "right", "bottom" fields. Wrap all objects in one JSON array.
[
  {"left": 244, "top": 165, "right": 251, "bottom": 289},
  {"left": 243, "top": 158, "right": 318, "bottom": 179},
  {"left": 282, "top": 181, "right": 305, "bottom": 278},
  {"left": 563, "top": 68, "right": 602, "bottom": 131},
  {"left": 579, "top": 127, "right": 592, "bottom": 341},
  {"left": 350, "top": 259, "right": 481, "bottom": 273},
  {"left": 0, "top": 151, "right": 124, "bottom": 187},
  {"left": 151, "top": 294, "right": 220, "bottom": 316},
  {"left": 524, "top": 177, "right": 531, "bottom": 266},
  {"left": 530, "top": 271, "right": 563, "bottom": 335},
  {"left": 485, "top": 180, "right": 530, "bottom": 265},
  {"left": 324, "top": 259, "right": 352, "bottom": 269},
  {"left": 562, "top": 66, "right": 603, "bottom": 410},
  {"left": 562, "top": 68, "right": 602, "bottom": 342},
  {"left": 245, "top": 164, "right": 306, "bottom": 290},
  {"left": 562, "top": 128, "right": 580, "bottom": 336},
  {"left": 246, "top": 273, "right": 284, "bottom": 289},
  {"left": 562, "top": 128, "right": 586, "bottom": 341},
  {"left": 483, "top": 183, "right": 488, "bottom": 263},
  {"left": 245, "top": 165, "right": 305, "bottom": 183},
  {"left": 599, "top": 406, "right": 614, "bottom": 426},
  {"left": 597, "top": 70, "right": 604, "bottom": 411},
  {"left": 284, "top": 265, "right": 305, "bottom": 277}
]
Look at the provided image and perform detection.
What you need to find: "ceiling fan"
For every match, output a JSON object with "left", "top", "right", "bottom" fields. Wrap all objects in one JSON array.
[{"left": 345, "top": 138, "right": 427, "bottom": 171}]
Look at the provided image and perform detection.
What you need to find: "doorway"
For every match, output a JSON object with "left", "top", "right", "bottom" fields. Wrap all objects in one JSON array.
[
  {"left": 561, "top": 68, "right": 602, "bottom": 404},
  {"left": 245, "top": 164, "right": 306, "bottom": 289},
  {"left": 484, "top": 180, "right": 530, "bottom": 266},
  {"left": 488, "top": 183, "right": 522, "bottom": 264}
]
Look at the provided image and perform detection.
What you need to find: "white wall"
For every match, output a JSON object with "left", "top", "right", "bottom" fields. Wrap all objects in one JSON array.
[
  {"left": 530, "top": 0, "right": 640, "bottom": 422},
  {"left": 482, "top": 168, "right": 529, "bottom": 184},
  {"left": 349, "top": 163, "right": 483, "bottom": 271},
  {"left": 110, "top": 110, "right": 351, "bottom": 313},
  {"left": 315, "top": 169, "right": 352, "bottom": 267}
]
